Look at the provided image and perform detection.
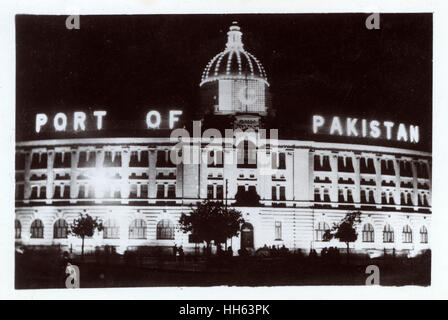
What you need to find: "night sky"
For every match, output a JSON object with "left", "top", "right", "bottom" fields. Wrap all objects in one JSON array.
[{"left": 16, "top": 14, "right": 432, "bottom": 151}]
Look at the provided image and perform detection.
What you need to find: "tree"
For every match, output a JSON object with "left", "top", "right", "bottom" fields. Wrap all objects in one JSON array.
[
  {"left": 179, "top": 200, "right": 244, "bottom": 254},
  {"left": 323, "top": 211, "right": 361, "bottom": 257},
  {"left": 70, "top": 214, "right": 103, "bottom": 260},
  {"left": 234, "top": 188, "right": 260, "bottom": 206}
]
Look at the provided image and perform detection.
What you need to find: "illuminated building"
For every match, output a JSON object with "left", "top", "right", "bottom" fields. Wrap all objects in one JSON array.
[{"left": 15, "top": 22, "right": 431, "bottom": 256}]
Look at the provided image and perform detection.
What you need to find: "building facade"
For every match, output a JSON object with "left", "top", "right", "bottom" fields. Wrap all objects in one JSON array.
[{"left": 15, "top": 23, "right": 431, "bottom": 256}]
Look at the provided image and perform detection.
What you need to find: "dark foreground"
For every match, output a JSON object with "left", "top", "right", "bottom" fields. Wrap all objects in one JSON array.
[{"left": 15, "top": 248, "right": 430, "bottom": 289}]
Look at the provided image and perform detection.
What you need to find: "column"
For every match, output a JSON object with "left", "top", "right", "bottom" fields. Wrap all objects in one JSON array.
[
  {"left": 373, "top": 157, "right": 382, "bottom": 204},
  {"left": 121, "top": 148, "right": 130, "bottom": 200},
  {"left": 411, "top": 161, "right": 418, "bottom": 206},
  {"left": 329, "top": 153, "right": 338, "bottom": 203},
  {"left": 148, "top": 149, "right": 157, "bottom": 198},
  {"left": 352, "top": 154, "right": 361, "bottom": 203},
  {"left": 70, "top": 149, "right": 79, "bottom": 200},
  {"left": 393, "top": 158, "right": 401, "bottom": 205},
  {"left": 46, "top": 149, "right": 55, "bottom": 202},
  {"left": 24, "top": 152, "right": 32, "bottom": 199}
]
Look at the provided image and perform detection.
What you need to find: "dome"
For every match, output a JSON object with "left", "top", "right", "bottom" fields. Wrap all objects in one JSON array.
[{"left": 200, "top": 22, "right": 269, "bottom": 87}]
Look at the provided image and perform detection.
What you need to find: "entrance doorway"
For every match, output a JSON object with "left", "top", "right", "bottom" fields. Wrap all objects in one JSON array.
[{"left": 241, "top": 222, "right": 254, "bottom": 249}]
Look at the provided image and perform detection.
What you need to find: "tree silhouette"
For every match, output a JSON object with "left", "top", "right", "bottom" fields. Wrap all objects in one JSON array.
[
  {"left": 179, "top": 200, "right": 244, "bottom": 254},
  {"left": 70, "top": 214, "right": 103, "bottom": 260},
  {"left": 324, "top": 211, "right": 361, "bottom": 258},
  {"left": 234, "top": 188, "right": 261, "bottom": 206}
]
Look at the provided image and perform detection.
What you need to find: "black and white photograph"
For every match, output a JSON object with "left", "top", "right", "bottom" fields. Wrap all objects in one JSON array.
[{"left": 12, "top": 12, "right": 434, "bottom": 290}]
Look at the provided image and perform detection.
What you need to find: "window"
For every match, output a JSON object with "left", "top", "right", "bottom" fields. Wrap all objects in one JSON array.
[
  {"left": 237, "top": 140, "right": 257, "bottom": 168},
  {"left": 78, "top": 151, "right": 96, "bottom": 168},
  {"left": 338, "top": 157, "right": 354, "bottom": 172},
  {"left": 208, "top": 150, "right": 224, "bottom": 168},
  {"left": 53, "top": 219, "right": 68, "bottom": 239},
  {"left": 402, "top": 225, "right": 413, "bottom": 243},
  {"left": 383, "top": 224, "right": 394, "bottom": 243},
  {"left": 156, "top": 150, "right": 166, "bottom": 167},
  {"left": 216, "top": 185, "right": 224, "bottom": 199},
  {"left": 275, "top": 221, "right": 282, "bottom": 240},
  {"left": 53, "top": 152, "right": 71, "bottom": 168},
  {"left": 31, "top": 153, "right": 47, "bottom": 169},
  {"left": 315, "top": 222, "right": 330, "bottom": 241},
  {"left": 279, "top": 153, "right": 286, "bottom": 170},
  {"left": 360, "top": 158, "right": 375, "bottom": 174},
  {"left": 279, "top": 186, "right": 286, "bottom": 200},
  {"left": 314, "top": 155, "right": 331, "bottom": 171},
  {"left": 399, "top": 161, "right": 413, "bottom": 177},
  {"left": 156, "top": 185, "right": 165, "bottom": 198},
  {"left": 15, "top": 220, "right": 21, "bottom": 239},
  {"left": 30, "top": 219, "right": 44, "bottom": 239},
  {"left": 207, "top": 185, "right": 214, "bottom": 199},
  {"left": 272, "top": 152, "right": 286, "bottom": 170},
  {"left": 314, "top": 188, "right": 321, "bottom": 202},
  {"left": 157, "top": 219, "right": 174, "bottom": 240},
  {"left": 167, "top": 185, "right": 176, "bottom": 198},
  {"left": 272, "top": 186, "right": 277, "bottom": 200},
  {"left": 103, "top": 151, "right": 121, "bottom": 167},
  {"left": 420, "top": 226, "right": 428, "bottom": 244},
  {"left": 103, "top": 219, "right": 120, "bottom": 239},
  {"left": 129, "top": 219, "right": 147, "bottom": 239},
  {"left": 362, "top": 223, "right": 374, "bottom": 242}
]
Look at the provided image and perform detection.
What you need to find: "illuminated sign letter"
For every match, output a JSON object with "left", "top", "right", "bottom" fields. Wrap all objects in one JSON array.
[
  {"left": 346, "top": 118, "right": 358, "bottom": 136},
  {"left": 54, "top": 113, "right": 67, "bottom": 131},
  {"left": 169, "top": 110, "right": 183, "bottom": 129},
  {"left": 93, "top": 111, "right": 107, "bottom": 130},
  {"left": 330, "top": 117, "right": 343, "bottom": 135},
  {"left": 146, "top": 110, "right": 161, "bottom": 129},
  {"left": 383, "top": 121, "right": 394, "bottom": 140},
  {"left": 409, "top": 125, "right": 420, "bottom": 143},
  {"left": 35, "top": 113, "right": 48, "bottom": 133},
  {"left": 74, "top": 112, "right": 86, "bottom": 131},
  {"left": 361, "top": 119, "right": 367, "bottom": 137},
  {"left": 369, "top": 120, "right": 380, "bottom": 138},
  {"left": 397, "top": 123, "right": 408, "bottom": 142},
  {"left": 312, "top": 115, "right": 325, "bottom": 134}
]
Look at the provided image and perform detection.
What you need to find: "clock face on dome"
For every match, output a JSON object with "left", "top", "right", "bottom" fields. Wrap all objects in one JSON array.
[{"left": 238, "top": 85, "right": 258, "bottom": 106}]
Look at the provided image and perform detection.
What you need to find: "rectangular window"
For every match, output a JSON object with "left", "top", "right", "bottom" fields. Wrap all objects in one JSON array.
[
  {"left": 272, "top": 186, "right": 277, "bottom": 200},
  {"left": 275, "top": 221, "right": 282, "bottom": 240},
  {"left": 167, "top": 184, "right": 176, "bottom": 198},
  {"left": 278, "top": 153, "right": 286, "bottom": 170},
  {"left": 279, "top": 186, "right": 286, "bottom": 200},
  {"left": 156, "top": 185, "right": 165, "bottom": 198},
  {"left": 207, "top": 185, "right": 214, "bottom": 199},
  {"left": 216, "top": 185, "right": 224, "bottom": 199}
]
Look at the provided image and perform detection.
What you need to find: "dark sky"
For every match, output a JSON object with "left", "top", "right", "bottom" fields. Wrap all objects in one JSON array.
[{"left": 16, "top": 14, "right": 432, "bottom": 151}]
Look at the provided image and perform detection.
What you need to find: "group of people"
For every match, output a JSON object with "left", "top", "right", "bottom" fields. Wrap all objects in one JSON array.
[
  {"left": 172, "top": 244, "right": 185, "bottom": 262},
  {"left": 256, "top": 244, "right": 290, "bottom": 256}
]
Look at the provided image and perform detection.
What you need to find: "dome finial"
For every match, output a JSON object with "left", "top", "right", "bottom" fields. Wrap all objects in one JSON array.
[{"left": 226, "top": 21, "right": 243, "bottom": 49}]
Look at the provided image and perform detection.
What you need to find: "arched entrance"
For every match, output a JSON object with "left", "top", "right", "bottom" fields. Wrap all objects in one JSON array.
[{"left": 241, "top": 223, "right": 254, "bottom": 249}]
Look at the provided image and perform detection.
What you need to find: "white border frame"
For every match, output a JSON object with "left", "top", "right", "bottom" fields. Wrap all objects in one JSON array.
[{"left": 1, "top": 0, "right": 447, "bottom": 300}]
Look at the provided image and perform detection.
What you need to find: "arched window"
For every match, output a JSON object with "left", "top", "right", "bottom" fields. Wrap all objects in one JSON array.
[
  {"left": 129, "top": 219, "right": 147, "bottom": 239},
  {"left": 420, "top": 226, "right": 428, "bottom": 244},
  {"left": 53, "top": 219, "right": 68, "bottom": 239},
  {"left": 15, "top": 220, "right": 21, "bottom": 239},
  {"left": 383, "top": 224, "right": 394, "bottom": 243},
  {"left": 30, "top": 219, "right": 44, "bottom": 239},
  {"left": 362, "top": 223, "right": 374, "bottom": 242},
  {"left": 103, "top": 219, "right": 120, "bottom": 239},
  {"left": 315, "top": 222, "right": 330, "bottom": 242},
  {"left": 402, "top": 225, "right": 413, "bottom": 243},
  {"left": 157, "top": 219, "right": 174, "bottom": 240}
]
